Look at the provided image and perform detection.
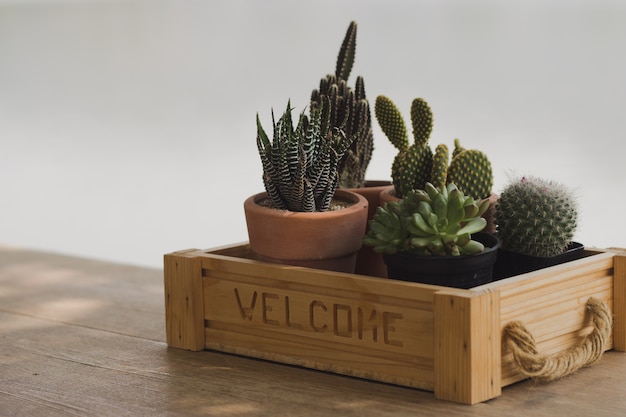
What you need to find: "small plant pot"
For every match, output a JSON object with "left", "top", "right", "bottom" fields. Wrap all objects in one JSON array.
[
  {"left": 243, "top": 189, "right": 369, "bottom": 273},
  {"left": 379, "top": 185, "right": 400, "bottom": 206},
  {"left": 346, "top": 180, "right": 392, "bottom": 278},
  {"left": 382, "top": 232, "right": 501, "bottom": 289},
  {"left": 493, "top": 242, "right": 585, "bottom": 280}
]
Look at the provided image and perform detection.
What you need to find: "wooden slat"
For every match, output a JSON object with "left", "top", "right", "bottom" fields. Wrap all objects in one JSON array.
[
  {"left": 614, "top": 253, "right": 626, "bottom": 351},
  {"left": 433, "top": 289, "right": 501, "bottom": 404},
  {"left": 0, "top": 247, "right": 165, "bottom": 341},
  {"left": 164, "top": 250, "right": 204, "bottom": 350},
  {"left": 200, "top": 255, "right": 441, "bottom": 391},
  {"left": 493, "top": 251, "right": 616, "bottom": 386},
  {"left": 3, "top": 247, "right": 626, "bottom": 415}
]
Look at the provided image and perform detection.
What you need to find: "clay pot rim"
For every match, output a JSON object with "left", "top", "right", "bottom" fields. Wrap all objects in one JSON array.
[{"left": 244, "top": 189, "right": 368, "bottom": 219}]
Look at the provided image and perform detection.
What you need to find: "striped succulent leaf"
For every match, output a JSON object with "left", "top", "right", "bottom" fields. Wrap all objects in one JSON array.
[{"left": 256, "top": 98, "right": 354, "bottom": 212}]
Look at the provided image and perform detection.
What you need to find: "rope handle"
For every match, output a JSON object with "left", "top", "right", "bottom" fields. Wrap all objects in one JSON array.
[{"left": 502, "top": 297, "right": 612, "bottom": 383}]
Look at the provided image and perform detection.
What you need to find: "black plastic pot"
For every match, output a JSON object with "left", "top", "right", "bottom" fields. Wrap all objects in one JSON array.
[
  {"left": 493, "top": 242, "right": 585, "bottom": 280},
  {"left": 382, "top": 232, "right": 501, "bottom": 289}
]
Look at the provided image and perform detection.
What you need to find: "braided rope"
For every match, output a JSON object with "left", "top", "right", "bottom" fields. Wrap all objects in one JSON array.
[{"left": 503, "top": 297, "right": 612, "bottom": 383}]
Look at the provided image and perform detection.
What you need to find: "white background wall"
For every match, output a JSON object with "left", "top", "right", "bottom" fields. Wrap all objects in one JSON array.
[{"left": 2, "top": 0, "right": 625, "bottom": 269}]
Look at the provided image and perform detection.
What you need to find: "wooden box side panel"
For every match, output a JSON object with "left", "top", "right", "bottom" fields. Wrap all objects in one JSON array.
[
  {"left": 164, "top": 250, "right": 205, "bottom": 351},
  {"left": 200, "top": 254, "right": 441, "bottom": 391},
  {"left": 613, "top": 253, "right": 626, "bottom": 351},
  {"left": 493, "top": 252, "right": 616, "bottom": 386},
  {"left": 434, "top": 289, "right": 501, "bottom": 405}
]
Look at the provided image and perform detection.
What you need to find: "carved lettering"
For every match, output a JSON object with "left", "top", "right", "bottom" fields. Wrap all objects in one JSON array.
[
  {"left": 357, "top": 307, "right": 378, "bottom": 342},
  {"left": 234, "top": 288, "right": 257, "bottom": 321},
  {"left": 285, "top": 296, "right": 303, "bottom": 329},
  {"left": 383, "top": 311, "right": 404, "bottom": 347},
  {"left": 310, "top": 300, "right": 327, "bottom": 332},
  {"left": 333, "top": 304, "right": 352, "bottom": 337},
  {"left": 232, "top": 287, "right": 405, "bottom": 347},
  {"left": 262, "top": 292, "right": 279, "bottom": 326}
]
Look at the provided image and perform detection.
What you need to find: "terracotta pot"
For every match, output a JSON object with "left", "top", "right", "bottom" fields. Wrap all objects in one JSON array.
[
  {"left": 243, "top": 189, "right": 369, "bottom": 273},
  {"left": 345, "top": 180, "right": 392, "bottom": 278},
  {"left": 379, "top": 185, "right": 400, "bottom": 206}
]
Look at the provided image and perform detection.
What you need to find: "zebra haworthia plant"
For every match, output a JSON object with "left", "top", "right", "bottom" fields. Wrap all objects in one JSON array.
[
  {"left": 311, "top": 21, "right": 373, "bottom": 189},
  {"left": 256, "top": 98, "right": 356, "bottom": 212}
]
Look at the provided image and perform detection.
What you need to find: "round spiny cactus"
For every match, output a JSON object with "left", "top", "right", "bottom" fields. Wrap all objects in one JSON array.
[
  {"left": 446, "top": 139, "right": 493, "bottom": 199},
  {"left": 495, "top": 176, "right": 578, "bottom": 257}
]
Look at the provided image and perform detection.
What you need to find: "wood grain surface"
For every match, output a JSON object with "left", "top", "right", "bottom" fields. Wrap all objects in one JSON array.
[{"left": 2, "top": 246, "right": 626, "bottom": 416}]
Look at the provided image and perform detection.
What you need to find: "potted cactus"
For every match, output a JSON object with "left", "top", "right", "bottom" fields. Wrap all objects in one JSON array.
[
  {"left": 493, "top": 175, "right": 584, "bottom": 279},
  {"left": 310, "top": 21, "right": 390, "bottom": 277},
  {"left": 243, "top": 98, "right": 369, "bottom": 273},
  {"left": 363, "top": 182, "right": 500, "bottom": 288},
  {"left": 374, "top": 95, "right": 497, "bottom": 231},
  {"left": 311, "top": 21, "right": 374, "bottom": 190}
]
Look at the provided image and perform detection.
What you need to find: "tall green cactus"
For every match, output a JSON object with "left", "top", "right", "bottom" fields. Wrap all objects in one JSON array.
[
  {"left": 495, "top": 176, "right": 578, "bottom": 257},
  {"left": 375, "top": 96, "right": 434, "bottom": 198},
  {"left": 256, "top": 98, "right": 356, "bottom": 212},
  {"left": 447, "top": 139, "right": 493, "bottom": 199},
  {"left": 311, "top": 21, "right": 373, "bottom": 189}
]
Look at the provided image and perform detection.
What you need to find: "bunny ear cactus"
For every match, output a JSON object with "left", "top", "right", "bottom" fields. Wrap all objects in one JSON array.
[
  {"left": 310, "top": 21, "right": 373, "bottom": 189},
  {"left": 375, "top": 96, "right": 434, "bottom": 198},
  {"left": 256, "top": 98, "right": 356, "bottom": 212},
  {"left": 364, "top": 182, "right": 489, "bottom": 256},
  {"left": 430, "top": 143, "right": 449, "bottom": 190},
  {"left": 495, "top": 176, "right": 578, "bottom": 257},
  {"left": 446, "top": 138, "right": 494, "bottom": 199}
]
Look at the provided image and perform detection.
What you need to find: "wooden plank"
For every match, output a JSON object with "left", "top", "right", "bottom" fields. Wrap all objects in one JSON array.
[
  {"left": 4, "top": 309, "right": 626, "bottom": 417},
  {"left": 201, "top": 255, "right": 441, "bottom": 391},
  {"left": 3, "top": 247, "right": 626, "bottom": 416},
  {"left": 492, "top": 252, "right": 616, "bottom": 386},
  {"left": 614, "top": 253, "right": 626, "bottom": 351},
  {"left": 163, "top": 250, "right": 204, "bottom": 350},
  {"left": 433, "top": 289, "right": 501, "bottom": 404},
  {"left": 0, "top": 247, "right": 165, "bottom": 341}
]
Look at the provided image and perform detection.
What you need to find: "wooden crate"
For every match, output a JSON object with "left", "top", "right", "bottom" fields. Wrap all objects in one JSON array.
[{"left": 164, "top": 245, "right": 626, "bottom": 404}]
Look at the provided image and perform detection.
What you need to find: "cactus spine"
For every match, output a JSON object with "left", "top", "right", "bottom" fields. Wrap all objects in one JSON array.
[
  {"left": 311, "top": 21, "right": 373, "bottom": 189},
  {"left": 495, "top": 176, "right": 578, "bottom": 257}
]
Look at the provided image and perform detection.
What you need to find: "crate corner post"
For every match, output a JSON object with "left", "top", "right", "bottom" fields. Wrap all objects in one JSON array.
[
  {"left": 433, "top": 288, "right": 502, "bottom": 405},
  {"left": 613, "top": 253, "right": 626, "bottom": 352},
  {"left": 164, "top": 249, "right": 205, "bottom": 351}
]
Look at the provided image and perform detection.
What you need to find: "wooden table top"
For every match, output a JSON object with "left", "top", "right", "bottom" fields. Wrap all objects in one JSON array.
[{"left": 2, "top": 246, "right": 625, "bottom": 416}]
